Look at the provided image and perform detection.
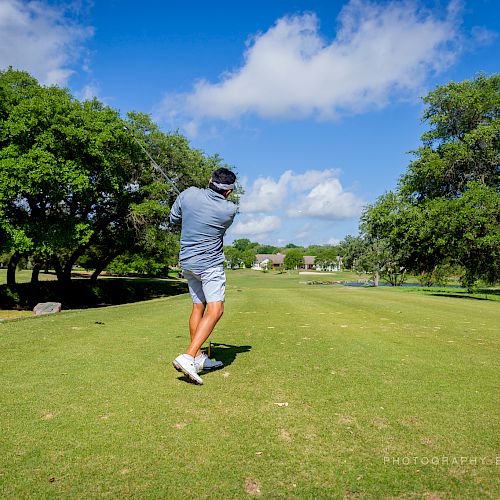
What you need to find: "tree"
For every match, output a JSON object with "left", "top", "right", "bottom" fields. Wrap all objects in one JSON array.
[
  {"left": 401, "top": 73, "right": 499, "bottom": 200},
  {"left": 404, "top": 182, "right": 500, "bottom": 290},
  {"left": 241, "top": 248, "right": 257, "bottom": 268},
  {"left": 353, "top": 239, "right": 408, "bottom": 287},
  {"left": 284, "top": 249, "right": 303, "bottom": 270},
  {"left": 338, "top": 235, "right": 367, "bottom": 270},
  {"left": 232, "top": 239, "right": 254, "bottom": 252},
  {"left": 255, "top": 244, "right": 278, "bottom": 254},
  {"left": 0, "top": 69, "right": 109, "bottom": 284},
  {"left": 362, "top": 74, "right": 500, "bottom": 292},
  {"left": 314, "top": 246, "right": 339, "bottom": 271},
  {"left": 224, "top": 246, "right": 242, "bottom": 269},
  {"left": 0, "top": 69, "right": 232, "bottom": 285}
]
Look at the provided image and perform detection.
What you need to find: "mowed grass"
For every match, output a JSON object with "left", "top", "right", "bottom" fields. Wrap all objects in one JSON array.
[
  {"left": 0, "top": 269, "right": 58, "bottom": 284},
  {"left": 1, "top": 271, "right": 498, "bottom": 498},
  {"left": 0, "top": 270, "right": 56, "bottom": 320}
]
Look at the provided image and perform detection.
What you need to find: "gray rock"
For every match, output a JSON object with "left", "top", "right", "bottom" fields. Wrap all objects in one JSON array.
[{"left": 33, "top": 302, "right": 62, "bottom": 316}]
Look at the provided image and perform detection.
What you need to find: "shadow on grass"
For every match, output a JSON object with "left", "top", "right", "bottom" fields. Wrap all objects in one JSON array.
[
  {"left": 426, "top": 293, "right": 492, "bottom": 301},
  {"left": 208, "top": 342, "right": 252, "bottom": 368},
  {"left": 0, "top": 277, "right": 188, "bottom": 310},
  {"left": 176, "top": 342, "right": 252, "bottom": 384},
  {"left": 419, "top": 288, "right": 500, "bottom": 301}
]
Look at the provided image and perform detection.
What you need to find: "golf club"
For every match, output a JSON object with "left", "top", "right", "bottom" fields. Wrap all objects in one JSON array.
[{"left": 123, "top": 124, "right": 180, "bottom": 195}]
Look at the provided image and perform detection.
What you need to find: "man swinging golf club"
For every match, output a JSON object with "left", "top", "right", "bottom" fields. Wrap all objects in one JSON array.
[{"left": 171, "top": 168, "right": 237, "bottom": 384}]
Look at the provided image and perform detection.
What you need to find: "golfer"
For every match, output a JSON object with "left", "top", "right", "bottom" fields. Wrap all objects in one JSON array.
[{"left": 170, "top": 168, "right": 237, "bottom": 384}]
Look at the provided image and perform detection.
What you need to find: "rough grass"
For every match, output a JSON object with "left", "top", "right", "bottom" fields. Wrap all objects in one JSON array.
[{"left": 1, "top": 270, "right": 498, "bottom": 498}]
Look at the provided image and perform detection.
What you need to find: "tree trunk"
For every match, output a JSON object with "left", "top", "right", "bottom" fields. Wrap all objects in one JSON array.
[
  {"left": 31, "top": 261, "right": 42, "bottom": 283},
  {"left": 7, "top": 252, "right": 20, "bottom": 286},
  {"left": 374, "top": 271, "right": 379, "bottom": 287},
  {"left": 63, "top": 245, "right": 88, "bottom": 280},
  {"left": 90, "top": 254, "right": 117, "bottom": 282},
  {"left": 52, "top": 256, "right": 66, "bottom": 282}
]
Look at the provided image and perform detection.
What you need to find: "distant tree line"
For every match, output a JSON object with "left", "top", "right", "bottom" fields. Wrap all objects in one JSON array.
[
  {"left": 223, "top": 239, "right": 340, "bottom": 270},
  {"left": 0, "top": 68, "right": 233, "bottom": 285}
]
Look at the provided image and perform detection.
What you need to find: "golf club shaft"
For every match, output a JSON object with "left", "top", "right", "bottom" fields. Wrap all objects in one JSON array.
[{"left": 123, "top": 125, "right": 181, "bottom": 195}]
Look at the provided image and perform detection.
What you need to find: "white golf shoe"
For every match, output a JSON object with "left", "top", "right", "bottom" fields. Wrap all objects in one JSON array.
[
  {"left": 195, "top": 352, "right": 224, "bottom": 372},
  {"left": 172, "top": 354, "right": 203, "bottom": 385}
]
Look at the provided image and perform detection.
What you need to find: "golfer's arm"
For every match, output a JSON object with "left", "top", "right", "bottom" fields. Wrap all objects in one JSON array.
[
  {"left": 169, "top": 195, "right": 182, "bottom": 226},
  {"left": 226, "top": 206, "right": 237, "bottom": 230}
]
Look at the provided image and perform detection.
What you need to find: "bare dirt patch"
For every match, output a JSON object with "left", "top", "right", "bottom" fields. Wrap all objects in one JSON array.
[
  {"left": 372, "top": 417, "right": 388, "bottom": 429},
  {"left": 338, "top": 415, "right": 356, "bottom": 426},
  {"left": 400, "top": 416, "right": 420, "bottom": 427},
  {"left": 245, "top": 477, "right": 262, "bottom": 497},
  {"left": 279, "top": 429, "right": 291, "bottom": 441},
  {"left": 425, "top": 493, "right": 444, "bottom": 500}
]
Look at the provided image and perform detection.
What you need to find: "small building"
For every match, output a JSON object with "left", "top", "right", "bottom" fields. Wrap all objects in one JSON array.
[
  {"left": 315, "top": 255, "right": 343, "bottom": 272},
  {"left": 303, "top": 256, "right": 315, "bottom": 270},
  {"left": 253, "top": 253, "right": 285, "bottom": 270},
  {"left": 253, "top": 253, "right": 342, "bottom": 271}
]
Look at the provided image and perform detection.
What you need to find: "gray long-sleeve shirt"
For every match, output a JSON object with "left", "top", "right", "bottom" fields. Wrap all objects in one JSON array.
[{"left": 169, "top": 187, "right": 237, "bottom": 273}]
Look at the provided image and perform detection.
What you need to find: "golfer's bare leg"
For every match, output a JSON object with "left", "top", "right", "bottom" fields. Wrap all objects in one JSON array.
[
  {"left": 186, "top": 301, "right": 224, "bottom": 357},
  {"left": 189, "top": 303, "right": 206, "bottom": 357}
]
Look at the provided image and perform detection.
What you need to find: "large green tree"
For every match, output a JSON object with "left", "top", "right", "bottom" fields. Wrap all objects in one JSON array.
[
  {"left": 401, "top": 73, "right": 499, "bottom": 200},
  {"left": 0, "top": 69, "right": 231, "bottom": 285},
  {"left": 231, "top": 238, "right": 256, "bottom": 252},
  {"left": 0, "top": 69, "right": 142, "bottom": 284},
  {"left": 362, "top": 74, "right": 500, "bottom": 291}
]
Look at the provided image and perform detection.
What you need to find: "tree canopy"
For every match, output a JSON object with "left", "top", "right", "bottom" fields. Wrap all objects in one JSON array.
[
  {"left": 284, "top": 249, "right": 303, "bottom": 270},
  {"left": 361, "top": 73, "right": 500, "bottom": 290},
  {"left": 0, "top": 68, "right": 233, "bottom": 284}
]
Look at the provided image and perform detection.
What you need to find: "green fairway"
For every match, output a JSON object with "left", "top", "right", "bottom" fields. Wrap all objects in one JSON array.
[{"left": 1, "top": 271, "right": 499, "bottom": 498}]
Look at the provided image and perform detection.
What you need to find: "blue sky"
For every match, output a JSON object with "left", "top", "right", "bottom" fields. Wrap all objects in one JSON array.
[{"left": 1, "top": 0, "right": 498, "bottom": 246}]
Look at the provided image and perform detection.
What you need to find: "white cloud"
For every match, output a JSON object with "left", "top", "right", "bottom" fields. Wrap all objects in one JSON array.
[
  {"left": 240, "top": 168, "right": 363, "bottom": 220},
  {"left": 228, "top": 168, "right": 363, "bottom": 242},
  {"left": 230, "top": 215, "right": 282, "bottom": 236},
  {"left": 239, "top": 172, "right": 291, "bottom": 213},
  {"left": 76, "top": 82, "right": 100, "bottom": 101},
  {"left": 0, "top": 0, "right": 93, "bottom": 86},
  {"left": 158, "top": 0, "right": 463, "bottom": 127},
  {"left": 288, "top": 178, "right": 363, "bottom": 220}
]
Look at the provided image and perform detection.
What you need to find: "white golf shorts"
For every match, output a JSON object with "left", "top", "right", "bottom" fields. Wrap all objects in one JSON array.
[{"left": 183, "top": 266, "right": 226, "bottom": 304}]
